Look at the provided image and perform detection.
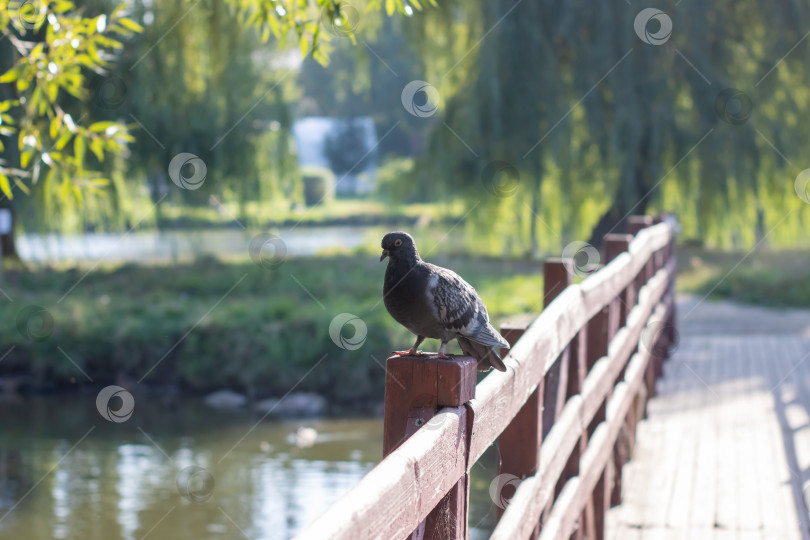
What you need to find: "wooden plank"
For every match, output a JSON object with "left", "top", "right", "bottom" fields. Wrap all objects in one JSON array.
[
  {"left": 424, "top": 406, "right": 470, "bottom": 540},
  {"left": 470, "top": 225, "right": 674, "bottom": 465},
  {"left": 579, "top": 253, "right": 635, "bottom": 322},
  {"left": 584, "top": 235, "right": 629, "bottom": 540},
  {"left": 539, "top": 390, "right": 634, "bottom": 540},
  {"left": 544, "top": 257, "right": 574, "bottom": 305},
  {"left": 496, "top": 257, "right": 572, "bottom": 501},
  {"left": 543, "top": 260, "right": 574, "bottom": 439},
  {"left": 381, "top": 355, "right": 477, "bottom": 540},
  {"left": 603, "top": 233, "right": 636, "bottom": 510},
  {"left": 603, "top": 234, "right": 634, "bottom": 329},
  {"left": 294, "top": 407, "right": 469, "bottom": 540},
  {"left": 498, "top": 384, "right": 543, "bottom": 479},
  {"left": 538, "top": 345, "right": 655, "bottom": 540},
  {"left": 627, "top": 215, "right": 654, "bottom": 236},
  {"left": 491, "top": 278, "right": 673, "bottom": 540},
  {"left": 579, "top": 222, "right": 671, "bottom": 322},
  {"left": 490, "top": 396, "right": 585, "bottom": 540},
  {"left": 497, "top": 316, "right": 542, "bottom": 531},
  {"left": 557, "top": 329, "right": 586, "bottom": 536},
  {"left": 468, "top": 284, "right": 587, "bottom": 465},
  {"left": 383, "top": 355, "right": 476, "bottom": 454}
]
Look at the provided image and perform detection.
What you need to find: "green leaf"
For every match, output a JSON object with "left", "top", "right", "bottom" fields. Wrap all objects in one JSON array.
[
  {"left": 118, "top": 17, "right": 144, "bottom": 33},
  {"left": 0, "top": 100, "right": 18, "bottom": 113},
  {"left": 0, "top": 174, "right": 13, "bottom": 200},
  {"left": 21, "top": 150, "right": 32, "bottom": 169},
  {"left": 89, "top": 121, "right": 118, "bottom": 133},
  {"left": 55, "top": 132, "right": 73, "bottom": 150},
  {"left": 47, "top": 81, "right": 59, "bottom": 102},
  {"left": 0, "top": 69, "right": 18, "bottom": 83},
  {"left": 90, "top": 138, "right": 104, "bottom": 162},
  {"left": 50, "top": 116, "right": 61, "bottom": 139},
  {"left": 74, "top": 135, "right": 85, "bottom": 168},
  {"left": 299, "top": 35, "right": 309, "bottom": 57}
]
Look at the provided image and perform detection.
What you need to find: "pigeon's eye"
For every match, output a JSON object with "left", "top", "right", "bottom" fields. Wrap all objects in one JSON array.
[{"left": 394, "top": 239, "right": 402, "bottom": 247}]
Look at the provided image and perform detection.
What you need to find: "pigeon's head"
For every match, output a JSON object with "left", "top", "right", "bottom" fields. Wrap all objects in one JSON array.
[{"left": 380, "top": 231, "right": 419, "bottom": 262}]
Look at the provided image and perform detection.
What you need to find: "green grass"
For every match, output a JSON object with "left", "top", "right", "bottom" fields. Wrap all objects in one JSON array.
[
  {"left": 1, "top": 253, "right": 544, "bottom": 403},
  {"left": 676, "top": 246, "right": 810, "bottom": 307},
  {"left": 148, "top": 198, "right": 466, "bottom": 230}
]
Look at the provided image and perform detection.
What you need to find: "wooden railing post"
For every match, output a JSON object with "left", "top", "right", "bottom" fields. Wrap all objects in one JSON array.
[
  {"left": 498, "top": 313, "right": 542, "bottom": 485},
  {"left": 541, "top": 259, "right": 574, "bottom": 439},
  {"left": 604, "top": 234, "right": 635, "bottom": 329},
  {"left": 629, "top": 216, "right": 658, "bottom": 401},
  {"left": 626, "top": 215, "right": 653, "bottom": 236},
  {"left": 541, "top": 259, "right": 587, "bottom": 539},
  {"left": 383, "top": 355, "right": 477, "bottom": 540},
  {"left": 665, "top": 224, "right": 677, "bottom": 353},
  {"left": 496, "top": 259, "right": 572, "bottom": 537},
  {"left": 602, "top": 234, "right": 636, "bottom": 509},
  {"left": 496, "top": 322, "right": 542, "bottom": 538},
  {"left": 579, "top": 234, "right": 625, "bottom": 540}
]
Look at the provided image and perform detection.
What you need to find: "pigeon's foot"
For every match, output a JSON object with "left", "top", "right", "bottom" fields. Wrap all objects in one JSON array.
[
  {"left": 433, "top": 352, "right": 451, "bottom": 359},
  {"left": 394, "top": 350, "right": 429, "bottom": 357}
]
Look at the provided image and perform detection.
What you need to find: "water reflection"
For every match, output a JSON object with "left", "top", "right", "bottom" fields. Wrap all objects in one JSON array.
[
  {"left": 0, "top": 395, "right": 501, "bottom": 539},
  {"left": 18, "top": 227, "right": 369, "bottom": 264},
  {"left": 0, "top": 395, "right": 382, "bottom": 540}
]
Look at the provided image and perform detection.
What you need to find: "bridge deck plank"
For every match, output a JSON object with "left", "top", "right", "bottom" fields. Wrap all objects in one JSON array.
[{"left": 606, "top": 297, "right": 810, "bottom": 540}]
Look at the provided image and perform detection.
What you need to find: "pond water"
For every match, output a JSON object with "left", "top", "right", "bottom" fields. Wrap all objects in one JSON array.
[
  {"left": 17, "top": 226, "right": 371, "bottom": 264},
  {"left": 0, "top": 395, "right": 501, "bottom": 540}
]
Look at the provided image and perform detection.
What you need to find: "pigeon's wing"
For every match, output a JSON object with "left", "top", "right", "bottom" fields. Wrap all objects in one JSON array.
[{"left": 427, "top": 264, "right": 509, "bottom": 349}]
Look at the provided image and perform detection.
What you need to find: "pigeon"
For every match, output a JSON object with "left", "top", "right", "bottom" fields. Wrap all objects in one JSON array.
[{"left": 380, "top": 231, "right": 509, "bottom": 372}]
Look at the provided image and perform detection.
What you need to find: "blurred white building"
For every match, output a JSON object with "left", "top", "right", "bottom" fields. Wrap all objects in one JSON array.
[{"left": 292, "top": 117, "right": 379, "bottom": 195}]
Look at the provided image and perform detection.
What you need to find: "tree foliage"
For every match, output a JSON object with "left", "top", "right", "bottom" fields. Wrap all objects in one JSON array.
[
  {"left": 0, "top": 0, "right": 429, "bottom": 220},
  {"left": 412, "top": 0, "right": 810, "bottom": 250},
  {"left": 0, "top": 0, "right": 141, "bottom": 201}
]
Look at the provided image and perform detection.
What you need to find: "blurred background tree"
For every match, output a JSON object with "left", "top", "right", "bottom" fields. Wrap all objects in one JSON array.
[{"left": 413, "top": 0, "right": 810, "bottom": 253}]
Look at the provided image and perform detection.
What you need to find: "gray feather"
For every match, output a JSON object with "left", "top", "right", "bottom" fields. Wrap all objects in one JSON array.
[{"left": 458, "top": 337, "right": 508, "bottom": 372}]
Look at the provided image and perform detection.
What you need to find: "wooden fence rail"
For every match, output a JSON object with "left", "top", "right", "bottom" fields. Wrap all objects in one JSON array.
[{"left": 294, "top": 215, "right": 677, "bottom": 540}]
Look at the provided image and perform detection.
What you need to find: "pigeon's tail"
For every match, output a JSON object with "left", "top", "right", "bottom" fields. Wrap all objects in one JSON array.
[{"left": 457, "top": 336, "right": 508, "bottom": 372}]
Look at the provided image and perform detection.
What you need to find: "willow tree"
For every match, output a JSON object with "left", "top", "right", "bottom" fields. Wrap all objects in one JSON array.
[
  {"left": 412, "top": 0, "right": 810, "bottom": 251},
  {"left": 0, "top": 0, "right": 423, "bottom": 240}
]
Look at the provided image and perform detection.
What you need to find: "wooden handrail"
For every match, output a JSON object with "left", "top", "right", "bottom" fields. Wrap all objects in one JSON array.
[
  {"left": 491, "top": 262, "right": 674, "bottom": 539},
  {"left": 293, "top": 216, "right": 678, "bottom": 540}
]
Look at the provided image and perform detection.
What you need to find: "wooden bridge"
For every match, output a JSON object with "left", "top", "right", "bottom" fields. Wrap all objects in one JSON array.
[
  {"left": 606, "top": 295, "right": 810, "bottom": 540},
  {"left": 292, "top": 216, "right": 809, "bottom": 539}
]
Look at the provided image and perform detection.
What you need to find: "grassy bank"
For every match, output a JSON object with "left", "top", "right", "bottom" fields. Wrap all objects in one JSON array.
[
  {"left": 2, "top": 242, "right": 802, "bottom": 405},
  {"left": 0, "top": 252, "right": 545, "bottom": 404},
  {"left": 143, "top": 198, "right": 465, "bottom": 231},
  {"left": 676, "top": 246, "right": 810, "bottom": 307}
]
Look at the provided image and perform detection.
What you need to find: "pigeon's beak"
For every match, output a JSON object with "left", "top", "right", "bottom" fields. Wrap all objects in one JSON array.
[{"left": 379, "top": 249, "right": 389, "bottom": 262}]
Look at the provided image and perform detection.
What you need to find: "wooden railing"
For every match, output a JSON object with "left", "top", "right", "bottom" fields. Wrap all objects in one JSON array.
[{"left": 294, "top": 215, "right": 677, "bottom": 540}]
